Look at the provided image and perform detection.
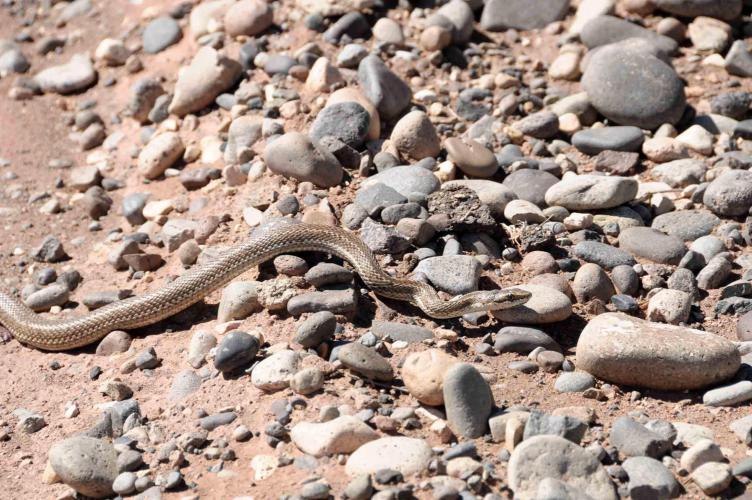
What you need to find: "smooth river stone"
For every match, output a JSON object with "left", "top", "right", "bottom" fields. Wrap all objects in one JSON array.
[
  {"left": 619, "top": 226, "right": 687, "bottom": 264},
  {"left": 492, "top": 284, "right": 572, "bottom": 324},
  {"left": 444, "top": 137, "right": 498, "bottom": 177},
  {"left": 572, "top": 126, "right": 644, "bottom": 155},
  {"left": 544, "top": 174, "right": 638, "bottom": 210},
  {"left": 576, "top": 313, "right": 740, "bottom": 390},
  {"left": 361, "top": 165, "right": 440, "bottom": 198}
]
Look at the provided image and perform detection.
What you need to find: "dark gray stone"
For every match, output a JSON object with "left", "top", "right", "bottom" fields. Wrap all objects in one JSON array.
[
  {"left": 574, "top": 240, "right": 636, "bottom": 270},
  {"left": 572, "top": 126, "right": 644, "bottom": 155},
  {"left": 581, "top": 15, "right": 678, "bottom": 54},
  {"left": 480, "top": 0, "right": 569, "bottom": 30},
  {"left": 443, "top": 363, "right": 494, "bottom": 438},
  {"left": 610, "top": 416, "right": 672, "bottom": 458},
  {"left": 357, "top": 55, "right": 412, "bottom": 120},
  {"left": 309, "top": 102, "right": 370, "bottom": 148},
  {"left": 502, "top": 168, "right": 559, "bottom": 207},
  {"left": 214, "top": 331, "right": 260, "bottom": 373},
  {"left": 651, "top": 211, "right": 720, "bottom": 241},
  {"left": 494, "top": 326, "right": 561, "bottom": 354},
  {"left": 523, "top": 410, "right": 588, "bottom": 444},
  {"left": 294, "top": 311, "right": 337, "bottom": 348}
]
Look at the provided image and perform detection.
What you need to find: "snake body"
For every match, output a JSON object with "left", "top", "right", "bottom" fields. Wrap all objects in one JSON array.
[{"left": 0, "top": 224, "right": 531, "bottom": 351}]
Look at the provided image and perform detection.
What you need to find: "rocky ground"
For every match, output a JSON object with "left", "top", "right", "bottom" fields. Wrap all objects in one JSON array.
[{"left": 5, "top": 0, "right": 752, "bottom": 498}]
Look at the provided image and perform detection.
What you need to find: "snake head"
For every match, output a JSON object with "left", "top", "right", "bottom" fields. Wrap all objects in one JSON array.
[{"left": 452, "top": 287, "right": 532, "bottom": 316}]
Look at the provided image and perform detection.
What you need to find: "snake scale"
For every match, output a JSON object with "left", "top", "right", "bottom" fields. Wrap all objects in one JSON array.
[{"left": 0, "top": 224, "right": 531, "bottom": 351}]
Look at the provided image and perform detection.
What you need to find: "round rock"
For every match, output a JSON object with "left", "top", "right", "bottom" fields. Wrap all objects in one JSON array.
[
  {"left": 390, "top": 111, "right": 440, "bottom": 161},
  {"left": 345, "top": 437, "right": 433, "bottom": 476},
  {"left": 651, "top": 210, "right": 720, "bottom": 241},
  {"left": 492, "top": 284, "right": 573, "bottom": 324},
  {"left": 49, "top": 437, "right": 118, "bottom": 498},
  {"left": 402, "top": 349, "right": 457, "bottom": 406},
  {"left": 703, "top": 169, "right": 752, "bottom": 216},
  {"left": 544, "top": 174, "right": 638, "bottom": 210},
  {"left": 264, "top": 132, "right": 343, "bottom": 188},
  {"left": 309, "top": 102, "right": 370, "bottom": 148},
  {"left": 503, "top": 168, "right": 560, "bottom": 208},
  {"left": 337, "top": 342, "right": 394, "bottom": 381},
  {"left": 445, "top": 137, "right": 498, "bottom": 178},
  {"left": 619, "top": 226, "right": 687, "bottom": 264}
]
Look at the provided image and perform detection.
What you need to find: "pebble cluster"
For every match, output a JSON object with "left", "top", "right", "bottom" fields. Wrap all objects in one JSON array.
[{"left": 4, "top": 0, "right": 752, "bottom": 498}]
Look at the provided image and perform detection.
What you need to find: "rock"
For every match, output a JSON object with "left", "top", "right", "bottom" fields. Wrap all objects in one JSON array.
[
  {"left": 49, "top": 437, "right": 118, "bottom": 498},
  {"left": 295, "top": 311, "right": 336, "bottom": 348},
  {"left": 508, "top": 435, "right": 617, "bottom": 500},
  {"left": 444, "top": 137, "right": 498, "bottom": 178},
  {"left": 573, "top": 263, "right": 616, "bottom": 303},
  {"left": 291, "top": 416, "right": 379, "bottom": 457},
  {"left": 570, "top": 0, "right": 616, "bottom": 34},
  {"left": 512, "top": 111, "right": 560, "bottom": 139},
  {"left": 35, "top": 54, "right": 96, "bottom": 94},
  {"left": 619, "top": 227, "right": 687, "bottom": 264},
  {"left": 414, "top": 256, "right": 481, "bottom": 295},
  {"left": 443, "top": 180, "right": 517, "bottom": 218},
  {"left": 251, "top": 350, "right": 300, "bottom": 391},
  {"left": 309, "top": 102, "right": 370, "bottom": 148},
  {"left": 681, "top": 439, "right": 725, "bottom": 472},
  {"left": 622, "top": 456, "right": 680, "bottom": 500},
  {"left": 725, "top": 40, "right": 752, "bottom": 77},
  {"left": 390, "top": 111, "right": 440, "bottom": 161},
  {"left": 371, "top": 322, "right": 432, "bottom": 343},
  {"left": 503, "top": 169, "right": 560, "bottom": 207},
  {"left": 576, "top": 312, "right": 740, "bottom": 390},
  {"left": 594, "top": 150, "right": 640, "bottom": 175},
  {"left": 443, "top": 363, "right": 494, "bottom": 438},
  {"left": 214, "top": 331, "right": 260, "bottom": 372},
  {"left": 361, "top": 165, "right": 440, "bottom": 197},
  {"left": 326, "top": 87, "right": 380, "bottom": 141},
  {"left": 224, "top": 115, "right": 262, "bottom": 165},
  {"left": 264, "top": 132, "right": 343, "bottom": 188},
  {"left": 345, "top": 437, "right": 433, "bottom": 476},
  {"left": 287, "top": 288, "right": 358, "bottom": 316},
  {"left": 581, "top": 41, "right": 685, "bottom": 129},
  {"left": 654, "top": 0, "right": 742, "bottom": 21},
  {"left": 492, "top": 284, "right": 573, "bottom": 324},
  {"left": 224, "top": 0, "right": 273, "bottom": 37},
  {"left": 494, "top": 326, "right": 561, "bottom": 354},
  {"left": 168, "top": 47, "right": 242, "bottom": 116},
  {"left": 373, "top": 17, "right": 404, "bottom": 44},
  {"left": 574, "top": 241, "right": 635, "bottom": 269},
  {"left": 96, "top": 331, "right": 132, "bottom": 356},
  {"left": 480, "top": 0, "right": 570, "bottom": 30},
  {"left": 652, "top": 210, "right": 719, "bottom": 241},
  {"left": 360, "top": 218, "right": 410, "bottom": 254},
  {"left": 580, "top": 15, "right": 678, "bottom": 54},
  {"left": 426, "top": 0, "right": 474, "bottom": 44},
  {"left": 688, "top": 16, "right": 731, "bottom": 52},
  {"left": 168, "top": 370, "right": 202, "bottom": 401},
  {"left": 703, "top": 169, "right": 752, "bottom": 216},
  {"left": 703, "top": 380, "right": 752, "bottom": 406},
  {"left": 138, "top": 132, "right": 184, "bottom": 180},
  {"left": 611, "top": 416, "right": 672, "bottom": 458},
  {"left": 323, "top": 12, "right": 371, "bottom": 44},
  {"left": 647, "top": 289, "right": 692, "bottom": 325},
  {"left": 357, "top": 55, "right": 411, "bottom": 121},
  {"left": 504, "top": 199, "right": 545, "bottom": 224},
  {"left": 544, "top": 174, "right": 638, "bottom": 210},
  {"left": 143, "top": 16, "right": 182, "bottom": 53},
  {"left": 25, "top": 284, "right": 69, "bottom": 312},
  {"left": 94, "top": 38, "right": 129, "bottom": 66},
  {"left": 218, "top": 281, "right": 260, "bottom": 322},
  {"left": 554, "top": 372, "right": 596, "bottom": 393},
  {"left": 337, "top": 342, "right": 393, "bottom": 381},
  {"left": 402, "top": 349, "right": 457, "bottom": 406},
  {"left": 572, "top": 126, "right": 644, "bottom": 155},
  {"left": 691, "top": 462, "right": 732, "bottom": 496},
  {"left": 188, "top": 330, "right": 216, "bottom": 368}
]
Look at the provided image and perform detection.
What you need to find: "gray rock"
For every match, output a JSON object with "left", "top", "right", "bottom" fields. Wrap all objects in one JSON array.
[
  {"left": 622, "top": 456, "right": 680, "bottom": 500},
  {"left": 508, "top": 435, "right": 617, "bottom": 500},
  {"left": 357, "top": 55, "right": 411, "bottom": 120},
  {"left": 651, "top": 210, "right": 720, "bottom": 241},
  {"left": 523, "top": 410, "right": 588, "bottom": 444},
  {"left": 572, "top": 126, "right": 644, "bottom": 155},
  {"left": 703, "top": 169, "right": 752, "bottom": 216},
  {"left": 443, "top": 363, "right": 493, "bottom": 438},
  {"left": 574, "top": 240, "right": 635, "bottom": 270},
  {"left": 413, "top": 255, "right": 481, "bottom": 295},
  {"left": 264, "top": 132, "right": 343, "bottom": 188},
  {"left": 425, "top": 0, "right": 475, "bottom": 44},
  {"left": 611, "top": 416, "right": 672, "bottom": 458},
  {"left": 582, "top": 40, "right": 685, "bottom": 129},
  {"left": 168, "top": 46, "right": 242, "bottom": 116},
  {"left": 214, "top": 331, "right": 260, "bottom": 372},
  {"left": 512, "top": 111, "right": 560, "bottom": 139},
  {"left": 652, "top": 159, "right": 707, "bottom": 188},
  {"left": 49, "top": 437, "right": 117, "bottom": 498},
  {"left": 295, "top": 311, "right": 336, "bottom": 347},
  {"left": 536, "top": 478, "right": 596, "bottom": 500},
  {"left": 24, "top": 284, "right": 69, "bottom": 312},
  {"left": 337, "top": 342, "right": 394, "bottom": 381},
  {"left": 726, "top": 40, "right": 752, "bottom": 77},
  {"left": 305, "top": 263, "right": 353, "bottom": 287},
  {"left": 703, "top": 380, "right": 752, "bottom": 406},
  {"left": 143, "top": 16, "right": 182, "bottom": 53},
  {"left": 581, "top": 15, "right": 678, "bottom": 54},
  {"left": 371, "top": 321, "right": 432, "bottom": 343},
  {"left": 545, "top": 174, "right": 638, "bottom": 210},
  {"left": 492, "top": 284, "right": 573, "bottom": 324},
  {"left": 355, "top": 183, "right": 406, "bottom": 217},
  {"left": 573, "top": 263, "right": 616, "bottom": 303},
  {"left": 168, "top": 369, "right": 202, "bottom": 401},
  {"left": 554, "top": 372, "right": 596, "bottom": 393},
  {"left": 287, "top": 287, "right": 358, "bottom": 316},
  {"left": 360, "top": 218, "right": 410, "bottom": 254},
  {"left": 480, "top": 0, "right": 569, "bottom": 30},
  {"left": 309, "top": 102, "right": 370, "bottom": 148},
  {"left": 503, "top": 169, "right": 559, "bottom": 208},
  {"left": 361, "top": 165, "right": 441, "bottom": 198},
  {"left": 494, "top": 326, "right": 561, "bottom": 354},
  {"left": 619, "top": 227, "right": 687, "bottom": 264},
  {"left": 654, "top": 0, "right": 742, "bottom": 21},
  {"left": 697, "top": 255, "right": 732, "bottom": 290}
]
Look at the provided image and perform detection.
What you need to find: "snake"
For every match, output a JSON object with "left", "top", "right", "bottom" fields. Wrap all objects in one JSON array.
[{"left": 0, "top": 224, "right": 532, "bottom": 351}]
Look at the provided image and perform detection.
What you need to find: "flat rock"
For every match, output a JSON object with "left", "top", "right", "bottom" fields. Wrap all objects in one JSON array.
[
  {"left": 508, "top": 435, "right": 617, "bottom": 500},
  {"left": 290, "top": 416, "right": 379, "bottom": 457},
  {"left": 337, "top": 342, "right": 394, "bottom": 381},
  {"left": 651, "top": 210, "right": 720, "bottom": 241},
  {"left": 503, "top": 169, "right": 560, "bottom": 208},
  {"left": 576, "top": 312, "right": 740, "bottom": 390},
  {"left": 264, "top": 132, "right": 343, "bottom": 188},
  {"left": 544, "top": 174, "right": 638, "bottom": 210},
  {"left": 414, "top": 255, "right": 481, "bottom": 295},
  {"left": 492, "top": 284, "right": 573, "bottom": 324},
  {"left": 35, "top": 53, "right": 96, "bottom": 94},
  {"left": 574, "top": 240, "right": 635, "bottom": 269},
  {"left": 619, "top": 226, "right": 687, "bottom": 264},
  {"left": 654, "top": 0, "right": 742, "bottom": 21},
  {"left": 361, "top": 165, "right": 440, "bottom": 198},
  {"left": 572, "top": 126, "right": 644, "bottom": 155},
  {"left": 581, "top": 15, "right": 678, "bottom": 54},
  {"left": 494, "top": 326, "right": 561, "bottom": 354},
  {"left": 345, "top": 437, "right": 433, "bottom": 476},
  {"left": 480, "top": 0, "right": 570, "bottom": 30}
]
